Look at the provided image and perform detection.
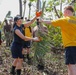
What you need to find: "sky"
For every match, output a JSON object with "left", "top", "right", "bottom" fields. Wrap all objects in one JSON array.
[
  {"left": 0, "top": 0, "right": 32, "bottom": 21},
  {"left": 0, "top": 0, "right": 44, "bottom": 21},
  {"left": 0, "top": 0, "right": 19, "bottom": 21},
  {"left": 0, "top": 0, "right": 65, "bottom": 21}
]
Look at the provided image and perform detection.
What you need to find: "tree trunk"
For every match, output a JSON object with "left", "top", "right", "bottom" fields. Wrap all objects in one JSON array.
[
  {"left": 41, "top": 1, "right": 46, "bottom": 17},
  {"left": 60, "top": 0, "right": 62, "bottom": 12},
  {"left": 23, "top": 0, "right": 27, "bottom": 19},
  {"left": 37, "top": 0, "right": 40, "bottom": 11},
  {"left": 28, "top": 2, "right": 31, "bottom": 19},
  {"left": 19, "top": 0, "right": 22, "bottom": 17},
  {"left": 54, "top": 6, "right": 60, "bottom": 18}
]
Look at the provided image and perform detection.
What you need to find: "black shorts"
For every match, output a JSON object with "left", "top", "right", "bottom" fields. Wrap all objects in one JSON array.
[
  {"left": 11, "top": 43, "right": 23, "bottom": 58},
  {"left": 65, "top": 46, "right": 76, "bottom": 65},
  {"left": 23, "top": 41, "right": 31, "bottom": 48}
]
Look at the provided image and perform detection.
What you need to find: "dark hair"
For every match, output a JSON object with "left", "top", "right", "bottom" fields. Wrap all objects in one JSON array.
[
  {"left": 14, "top": 16, "right": 23, "bottom": 22},
  {"left": 64, "top": 5, "right": 74, "bottom": 12},
  {"left": 13, "top": 16, "right": 23, "bottom": 28}
]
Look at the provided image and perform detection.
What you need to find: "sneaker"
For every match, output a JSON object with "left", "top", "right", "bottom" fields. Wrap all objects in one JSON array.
[{"left": 10, "top": 71, "right": 16, "bottom": 75}]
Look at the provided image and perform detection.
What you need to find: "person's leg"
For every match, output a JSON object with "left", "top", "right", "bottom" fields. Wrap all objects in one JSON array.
[
  {"left": 26, "top": 41, "right": 31, "bottom": 60},
  {"left": 67, "top": 64, "right": 76, "bottom": 75},
  {"left": 26, "top": 48, "right": 30, "bottom": 60},
  {"left": 6, "top": 36, "right": 8, "bottom": 47},
  {"left": 16, "top": 58, "right": 23, "bottom": 75},
  {"left": 22, "top": 48, "right": 25, "bottom": 55},
  {"left": 65, "top": 47, "right": 76, "bottom": 75},
  {"left": 10, "top": 59, "right": 18, "bottom": 75},
  {"left": 12, "top": 59, "right": 18, "bottom": 66},
  {"left": 8, "top": 32, "right": 11, "bottom": 46},
  {"left": 22, "top": 48, "right": 30, "bottom": 60},
  {"left": 22, "top": 48, "right": 26, "bottom": 61},
  {"left": 6, "top": 32, "right": 9, "bottom": 47}
]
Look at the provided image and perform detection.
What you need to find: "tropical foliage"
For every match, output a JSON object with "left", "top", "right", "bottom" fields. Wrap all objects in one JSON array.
[{"left": 0, "top": 0, "right": 76, "bottom": 75}]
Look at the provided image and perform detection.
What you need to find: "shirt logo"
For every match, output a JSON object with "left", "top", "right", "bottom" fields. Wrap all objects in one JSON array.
[{"left": 68, "top": 19, "right": 76, "bottom": 24}]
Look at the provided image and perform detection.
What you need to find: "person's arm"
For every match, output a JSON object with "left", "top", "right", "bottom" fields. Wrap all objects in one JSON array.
[
  {"left": 15, "top": 29, "right": 39, "bottom": 41},
  {"left": 40, "top": 18, "right": 51, "bottom": 25},
  {"left": 24, "top": 16, "right": 36, "bottom": 27},
  {"left": 15, "top": 29, "right": 33, "bottom": 41}
]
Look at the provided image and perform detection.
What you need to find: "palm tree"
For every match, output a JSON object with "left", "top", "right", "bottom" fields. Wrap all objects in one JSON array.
[{"left": 33, "top": 0, "right": 50, "bottom": 69}]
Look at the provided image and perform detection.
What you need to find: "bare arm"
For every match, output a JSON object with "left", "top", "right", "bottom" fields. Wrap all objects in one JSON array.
[
  {"left": 15, "top": 29, "right": 33, "bottom": 41},
  {"left": 24, "top": 16, "right": 36, "bottom": 27},
  {"left": 40, "top": 18, "right": 51, "bottom": 25}
]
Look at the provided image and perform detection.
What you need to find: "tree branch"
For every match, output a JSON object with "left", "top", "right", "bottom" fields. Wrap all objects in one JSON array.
[
  {"left": 69, "top": 0, "right": 76, "bottom": 5},
  {"left": 53, "top": 6, "right": 60, "bottom": 18}
]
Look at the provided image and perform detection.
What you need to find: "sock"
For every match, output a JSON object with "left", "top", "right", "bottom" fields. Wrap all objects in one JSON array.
[
  {"left": 10, "top": 66, "right": 16, "bottom": 74},
  {"left": 16, "top": 69, "right": 21, "bottom": 75}
]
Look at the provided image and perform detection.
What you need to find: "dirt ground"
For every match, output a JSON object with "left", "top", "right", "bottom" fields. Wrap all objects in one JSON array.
[{"left": 0, "top": 42, "right": 67, "bottom": 75}]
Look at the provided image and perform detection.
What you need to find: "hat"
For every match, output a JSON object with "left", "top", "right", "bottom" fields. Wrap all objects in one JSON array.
[{"left": 14, "top": 16, "right": 23, "bottom": 22}]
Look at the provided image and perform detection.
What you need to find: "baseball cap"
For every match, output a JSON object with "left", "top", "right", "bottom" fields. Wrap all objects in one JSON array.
[{"left": 14, "top": 16, "right": 23, "bottom": 22}]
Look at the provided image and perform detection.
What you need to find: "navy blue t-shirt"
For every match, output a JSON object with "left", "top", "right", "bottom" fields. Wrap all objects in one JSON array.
[
  {"left": 11, "top": 24, "right": 25, "bottom": 58},
  {"left": 12, "top": 24, "right": 24, "bottom": 46}
]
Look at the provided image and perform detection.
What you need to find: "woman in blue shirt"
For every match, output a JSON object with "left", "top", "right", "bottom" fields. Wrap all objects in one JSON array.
[{"left": 10, "top": 16, "right": 39, "bottom": 75}]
